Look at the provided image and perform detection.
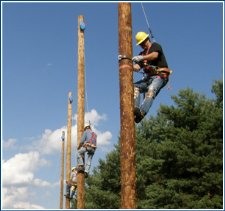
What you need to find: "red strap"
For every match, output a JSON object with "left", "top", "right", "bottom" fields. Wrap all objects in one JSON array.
[{"left": 88, "top": 132, "right": 97, "bottom": 146}]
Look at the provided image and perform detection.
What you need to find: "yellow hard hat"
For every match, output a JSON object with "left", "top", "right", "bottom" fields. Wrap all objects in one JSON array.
[{"left": 135, "top": 32, "right": 149, "bottom": 45}]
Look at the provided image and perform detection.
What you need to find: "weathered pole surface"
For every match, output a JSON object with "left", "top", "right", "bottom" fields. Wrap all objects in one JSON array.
[
  {"left": 76, "top": 15, "right": 85, "bottom": 209},
  {"left": 59, "top": 131, "right": 65, "bottom": 209},
  {"left": 65, "top": 91, "right": 73, "bottom": 209},
  {"left": 118, "top": 3, "right": 136, "bottom": 208}
]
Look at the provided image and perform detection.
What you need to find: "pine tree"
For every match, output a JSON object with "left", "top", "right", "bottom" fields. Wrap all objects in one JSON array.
[
  {"left": 85, "top": 80, "right": 223, "bottom": 209},
  {"left": 85, "top": 146, "right": 120, "bottom": 208}
]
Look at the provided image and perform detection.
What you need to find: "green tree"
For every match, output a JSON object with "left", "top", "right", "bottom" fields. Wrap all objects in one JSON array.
[
  {"left": 85, "top": 80, "right": 223, "bottom": 209},
  {"left": 85, "top": 146, "right": 120, "bottom": 208}
]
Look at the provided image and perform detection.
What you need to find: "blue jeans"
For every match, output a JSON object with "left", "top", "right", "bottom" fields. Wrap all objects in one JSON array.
[
  {"left": 134, "top": 75, "right": 168, "bottom": 115},
  {"left": 77, "top": 146, "right": 95, "bottom": 174},
  {"left": 66, "top": 183, "right": 77, "bottom": 198}
]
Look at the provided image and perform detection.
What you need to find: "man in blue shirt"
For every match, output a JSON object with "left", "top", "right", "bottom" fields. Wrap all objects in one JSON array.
[{"left": 77, "top": 124, "right": 97, "bottom": 178}]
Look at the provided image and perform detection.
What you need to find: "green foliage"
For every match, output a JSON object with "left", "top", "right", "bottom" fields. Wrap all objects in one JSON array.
[
  {"left": 85, "top": 80, "right": 223, "bottom": 209},
  {"left": 85, "top": 146, "right": 120, "bottom": 208}
]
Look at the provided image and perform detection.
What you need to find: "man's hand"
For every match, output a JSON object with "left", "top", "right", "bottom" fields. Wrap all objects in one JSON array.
[
  {"left": 77, "top": 143, "right": 83, "bottom": 150},
  {"left": 132, "top": 55, "right": 144, "bottom": 63},
  {"left": 77, "top": 143, "right": 82, "bottom": 150}
]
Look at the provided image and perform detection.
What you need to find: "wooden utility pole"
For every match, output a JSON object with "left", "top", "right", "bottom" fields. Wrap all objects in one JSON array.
[
  {"left": 59, "top": 131, "right": 65, "bottom": 209},
  {"left": 65, "top": 91, "right": 73, "bottom": 209},
  {"left": 76, "top": 15, "right": 85, "bottom": 209},
  {"left": 118, "top": 3, "right": 136, "bottom": 208}
]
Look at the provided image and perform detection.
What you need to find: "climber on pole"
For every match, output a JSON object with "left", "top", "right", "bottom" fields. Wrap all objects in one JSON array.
[
  {"left": 64, "top": 167, "right": 78, "bottom": 200},
  {"left": 132, "top": 31, "right": 172, "bottom": 123},
  {"left": 77, "top": 124, "right": 97, "bottom": 178}
]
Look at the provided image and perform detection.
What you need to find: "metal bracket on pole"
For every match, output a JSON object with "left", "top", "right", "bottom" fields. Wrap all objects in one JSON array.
[{"left": 118, "top": 54, "right": 132, "bottom": 61}]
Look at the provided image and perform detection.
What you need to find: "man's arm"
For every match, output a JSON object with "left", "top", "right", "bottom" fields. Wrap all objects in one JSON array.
[
  {"left": 142, "top": 51, "right": 159, "bottom": 61},
  {"left": 132, "top": 51, "right": 159, "bottom": 71},
  {"left": 77, "top": 132, "right": 86, "bottom": 149}
]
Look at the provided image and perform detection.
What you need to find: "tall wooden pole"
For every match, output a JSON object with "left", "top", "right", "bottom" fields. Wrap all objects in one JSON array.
[
  {"left": 59, "top": 131, "right": 65, "bottom": 209},
  {"left": 77, "top": 15, "right": 85, "bottom": 209},
  {"left": 65, "top": 91, "right": 73, "bottom": 209},
  {"left": 118, "top": 3, "right": 136, "bottom": 208}
]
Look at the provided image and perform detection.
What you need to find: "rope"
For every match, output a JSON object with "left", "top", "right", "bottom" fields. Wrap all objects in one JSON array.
[
  {"left": 140, "top": 4, "right": 173, "bottom": 91},
  {"left": 141, "top": 3, "right": 156, "bottom": 42}
]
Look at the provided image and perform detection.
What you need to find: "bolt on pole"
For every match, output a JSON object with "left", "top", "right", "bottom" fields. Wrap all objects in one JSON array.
[
  {"left": 76, "top": 15, "right": 85, "bottom": 209},
  {"left": 118, "top": 3, "right": 136, "bottom": 209}
]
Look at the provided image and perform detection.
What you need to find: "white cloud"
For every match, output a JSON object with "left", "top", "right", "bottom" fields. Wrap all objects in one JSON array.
[
  {"left": 2, "top": 109, "right": 114, "bottom": 209},
  {"left": 95, "top": 130, "right": 112, "bottom": 146},
  {"left": 2, "top": 152, "right": 52, "bottom": 209},
  {"left": 2, "top": 187, "right": 28, "bottom": 208},
  {"left": 74, "top": 109, "right": 107, "bottom": 126},
  {"left": 2, "top": 187, "right": 45, "bottom": 209},
  {"left": 37, "top": 127, "right": 66, "bottom": 154},
  {"left": 13, "top": 202, "right": 45, "bottom": 209},
  {"left": 2, "top": 151, "right": 48, "bottom": 186},
  {"left": 84, "top": 109, "right": 107, "bottom": 126},
  {"left": 35, "top": 109, "right": 112, "bottom": 155},
  {"left": 3, "top": 138, "right": 17, "bottom": 149},
  {"left": 32, "top": 178, "right": 51, "bottom": 187}
]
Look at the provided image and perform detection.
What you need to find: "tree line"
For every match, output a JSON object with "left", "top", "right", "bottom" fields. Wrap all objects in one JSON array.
[{"left": 84, "top": 80, "right": 223, "bottom": 209}]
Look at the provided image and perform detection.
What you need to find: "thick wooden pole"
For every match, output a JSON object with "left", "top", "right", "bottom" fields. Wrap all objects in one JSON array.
[
  {"left": 118, "top": 3, "right": 136, "bottom": 208},
  {"left": 65, "top": 92, "right": 73, "bottom": 209},
  {"left": 59, "top": 131, "right": 65, "bottom": 209},
  {"left": 77, "top": 15, "right": 85, "bottom": 209}
]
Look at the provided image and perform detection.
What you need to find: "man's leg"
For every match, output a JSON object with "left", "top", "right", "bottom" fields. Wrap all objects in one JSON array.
[
  {"left": 134, "top": 86, "right": 141, "bottom": 108},
  {"left": 65, "top": 184, "right": 71, "bottom": 198},
  {"left": 140, "top": 76, "right": 168, "bottom": 116},
  {"left": 84, "top": 149, "right": 94, "bottom": 177},
  {"left": 70, "top": 185, "right": 76, "bottom": 198},
  {"left": 134, "top": 78, "right": 149, "bottom": 123},
  {"left": 77, "top": 147, "right": 86, "bottom": 172}
]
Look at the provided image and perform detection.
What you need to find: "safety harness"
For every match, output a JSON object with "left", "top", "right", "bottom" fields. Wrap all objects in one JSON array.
[
  {"left": 139, "top": 42, "right": 172, "bottom": 78},
  {"left": 83, "top": 132, "right": 97, "bottom": 148},
  {"left": 142, "top": 64, "right": 172, "bottom": 78}
]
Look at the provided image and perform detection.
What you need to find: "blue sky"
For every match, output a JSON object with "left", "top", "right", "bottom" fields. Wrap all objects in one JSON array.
[{"left": 1, "top": 1, "right": 223, "bottom": 209}]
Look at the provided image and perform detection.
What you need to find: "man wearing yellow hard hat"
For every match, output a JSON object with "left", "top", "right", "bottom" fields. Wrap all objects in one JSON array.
[{"left": 132, "top": 31, "right": 172, "bottom": 123}]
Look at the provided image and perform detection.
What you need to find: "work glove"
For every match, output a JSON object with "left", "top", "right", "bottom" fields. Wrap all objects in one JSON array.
[{"left": 132, "top": 55, "right": 144, "bottom": 63}]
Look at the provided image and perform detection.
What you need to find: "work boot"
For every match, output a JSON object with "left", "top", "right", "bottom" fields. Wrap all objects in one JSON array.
[
  {"left": 84, "top": 172, "right": 88, "bottom": 178},
  {"left": 134, "top": 107, "right": 145, "bottom": 123}
]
